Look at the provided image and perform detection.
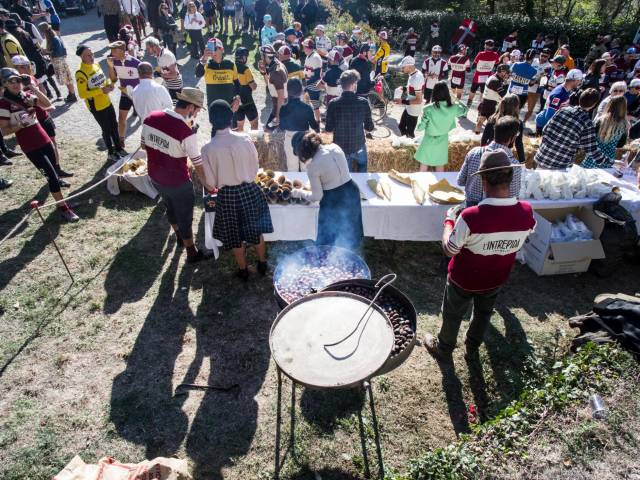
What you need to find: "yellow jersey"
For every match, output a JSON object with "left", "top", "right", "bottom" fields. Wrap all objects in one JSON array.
[
  {"left": 374, "top": 41, "right": 391, "bottom": 75},
  {"left": 76, "top": 62, "right": 112, "bottom": 112}
]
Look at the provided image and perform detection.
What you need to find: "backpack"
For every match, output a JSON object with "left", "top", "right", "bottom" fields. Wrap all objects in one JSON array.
[{"left": 589, "top": 191, "right": 639, "bottom": 276}]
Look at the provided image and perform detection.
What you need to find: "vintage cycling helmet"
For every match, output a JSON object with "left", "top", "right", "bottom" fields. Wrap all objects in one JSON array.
[
  {"left": 302, "top": 38, "right": 316, "bottom": 49},
  {"left": 260, "top": 45, "right": 277, "bottom": 57},
  {"left": 235, "top": 46, "right": 249, "bottom": 60}
]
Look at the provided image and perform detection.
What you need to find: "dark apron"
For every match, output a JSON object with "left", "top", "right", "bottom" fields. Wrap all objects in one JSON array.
[{"left": 316, "top": 179, "right": 363, "bottom": 251}]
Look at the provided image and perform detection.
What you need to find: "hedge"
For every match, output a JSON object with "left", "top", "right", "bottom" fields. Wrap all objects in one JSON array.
[{"left": 369, "top": 6, "right": 638, "bottom": 58}]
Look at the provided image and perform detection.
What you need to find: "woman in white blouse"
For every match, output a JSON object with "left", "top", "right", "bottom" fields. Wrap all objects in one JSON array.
[
  {"left": 290, "top": 132, "right": 363, "bottom": 250},
  {"left": 183, "top": 2, "right": 206, "bottom": 59}
]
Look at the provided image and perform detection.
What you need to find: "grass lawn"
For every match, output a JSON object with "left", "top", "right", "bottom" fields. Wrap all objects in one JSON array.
[{"left": 1, "top": 139, "right": 639, "bottom": 479}]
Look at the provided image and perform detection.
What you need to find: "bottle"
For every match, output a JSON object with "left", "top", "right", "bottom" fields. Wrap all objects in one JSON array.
[{"left": 589, "top": 394, "right": 607, "bottom": 420}]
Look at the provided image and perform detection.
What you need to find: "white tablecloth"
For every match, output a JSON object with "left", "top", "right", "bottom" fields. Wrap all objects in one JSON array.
[{"left": 205, "top": 170, "right": 640, "bottom": 245}]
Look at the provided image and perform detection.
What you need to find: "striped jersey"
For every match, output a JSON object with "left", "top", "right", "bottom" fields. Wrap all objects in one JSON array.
[
  {"left": 448, "top": 54, "right": 470, "bottom": 87},
  {"left": 472, "top": 50, "right": 500, "bottom": 84},
  {"left": 157, "top": 48, "right": 183, "bottom": 91},
  {"left": 508, "top": 61, "right": 537, "bottom": 96},
  {"left": 447, "top": 197, "right": 535, "bottom": 292},
  {"left": 112, "top": 55, "right": 141, "bottom": 91},
  {"left": 304, "top": 51, "right": 323, "bottom": 90},
  {"left": 141, "top": 109, "right": 202, "bottom": 187}
]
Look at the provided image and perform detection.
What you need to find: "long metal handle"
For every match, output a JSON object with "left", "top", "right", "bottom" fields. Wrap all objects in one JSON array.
[{"left": 323, "top": 273, "right": 397, "bottom": 359}]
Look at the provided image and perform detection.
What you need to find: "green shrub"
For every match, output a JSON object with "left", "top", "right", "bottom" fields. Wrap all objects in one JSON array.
[
  {"left": 389, "top": 343, "right": 639, "bottom": 479},
  {"left": 369, "top": 6, "right": 638, "bottom": 58}
]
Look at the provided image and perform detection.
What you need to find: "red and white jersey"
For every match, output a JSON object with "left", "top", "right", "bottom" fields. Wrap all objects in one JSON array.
[
  {"left": 543, "top": 68, "right": 567, "bottom": 99},
  {"left": 501, "top": 35, "right": 517, "bottom": 52},
  {"left": 448, "top": 54, "right": 470, "bottom": 87},
  {"left": 405, "top": 69, "right": 425, "bottom": 116},
  {"left": 422, "top": 56, "right": 448, "bottom": 89},
  {"left": 141, "top": 109, "right": 201, "bottom": 187},
  {"left": 0, "top": 94, "right": 51, "bottom": 153},
  {"left": 447, "top": 197, "right": 535, "bottom": 292},
  {"left": 472, "top": 50, "right": 500, "bottom": 84},
  {"left": 405, "top": 32, "right": 419, "bottom": 52}
]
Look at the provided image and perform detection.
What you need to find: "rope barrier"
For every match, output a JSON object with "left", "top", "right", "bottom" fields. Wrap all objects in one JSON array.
[
  {"left": 35, "top": 147, "right": 140, "bottom": 211},
  {"left": 0, "top": 147, "right": 141, "bottom": 249},
  {"left": 0, "top": 210, "right": 34, "bottom": 248}
]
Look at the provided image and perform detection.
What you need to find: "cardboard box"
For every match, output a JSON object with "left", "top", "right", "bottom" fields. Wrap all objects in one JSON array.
[{"left": 524, "top": 206, "right": 605, "bottom": 276}]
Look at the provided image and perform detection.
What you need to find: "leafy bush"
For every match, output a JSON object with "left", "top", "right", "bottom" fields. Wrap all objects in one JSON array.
[
  {"left": 369, "top": 6, "right": 638, "bottom": 58},
  {"left": 390, "top": 343, "right": 639, "bottom": 479},
  {"left": 319, "top": 0, "right": 376, "bottom": 40}
]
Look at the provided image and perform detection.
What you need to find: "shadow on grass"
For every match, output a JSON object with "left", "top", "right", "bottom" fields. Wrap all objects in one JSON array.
[
  {"left": 110, "top": 213, "right": 276, "bottom": 479},
  {"left": 483, "top": 306, "right": 536, "bottom": 416},
  {"left": 102, "top": 204, "right": 170, "bottom": 314},
  {"left": 300, "top": 388, "right": 365, "bottom": 433},
  {"left": 436, "top": 359, "right": 470, "bottom": 435},
  {"left": 110, "top": 249, "right": 191, "bottom": 457},
  {"left": 0, "top": 168, "right": 109, "bottom": 291},
  {"left": 285, "top": 467, "right": 362, "bottom": 479},
  {"left": 0, "top": 253, "right": 113, "bottom": 378}
]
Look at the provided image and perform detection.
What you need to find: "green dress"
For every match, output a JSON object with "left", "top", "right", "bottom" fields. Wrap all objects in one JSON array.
[{"left": 414, "top": 102, "right": 468, "bottom": 167}]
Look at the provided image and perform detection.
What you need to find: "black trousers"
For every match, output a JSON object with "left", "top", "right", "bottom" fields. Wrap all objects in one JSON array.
[
  {"left": 424, "top": 87, "right": 434, "bottom": 104},
  {"left": 188, "top": 29, "right": 205, "bottom": 58},
  {"left": 104, "top": 14, "right": 120, "bottom": 42},
  {"left": 26, "top": 143, "right": 61, "bottom": 194},
  {"left": 399, "top": 110, "right": 418, "bottom": 138},
  {"left": 154, "top": 180, "right": 195, "bottom": 241},
  {"left": 91, "top": 105, "right": 121, "bottom": 152},
  {"left": 0, "top": 130, "right": 7, "bottom": 154}
]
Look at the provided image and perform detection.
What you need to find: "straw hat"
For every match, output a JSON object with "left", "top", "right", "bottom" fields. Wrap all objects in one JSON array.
[{"left": 176, "top": 87, "right": 205, "bottom": 109}]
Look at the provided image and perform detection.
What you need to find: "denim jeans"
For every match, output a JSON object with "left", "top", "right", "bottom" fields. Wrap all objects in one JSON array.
[
  {"left": 437, "top": 280, "right": 500, "bottom": 352},
  {"left": 345, "top": 146, "right": 368, "bottom": 173}
]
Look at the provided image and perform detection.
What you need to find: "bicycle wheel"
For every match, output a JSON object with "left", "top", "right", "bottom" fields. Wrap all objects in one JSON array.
[{"left": 368, "top": 92, "right": 388, "bottom": 123}]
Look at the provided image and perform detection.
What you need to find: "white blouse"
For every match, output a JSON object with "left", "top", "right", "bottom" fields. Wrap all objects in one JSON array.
[{"left": 300, "top": 143, "right": 352, "bottom": 202}]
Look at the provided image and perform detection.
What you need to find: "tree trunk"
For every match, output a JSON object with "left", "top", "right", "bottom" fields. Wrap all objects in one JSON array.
[
  {"left": 488, "top": 0, "right": 495, "bottom": 14},
  {"left": 524, "top": 0, "right": 534, "bottom": 17}
]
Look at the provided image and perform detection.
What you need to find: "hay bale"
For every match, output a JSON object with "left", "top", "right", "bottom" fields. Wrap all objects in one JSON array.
[
  {"left": 366, "top": 138, "right": 421, "bottom": 172},
  {"left": 250, "top": 130, "right": 550, "bottom": 174},
  {"left": 447, "top": 140, "right": 478, "bottom": 171},
  {"left": 255, "top": 131, "right": 287, "bottom": 171}
]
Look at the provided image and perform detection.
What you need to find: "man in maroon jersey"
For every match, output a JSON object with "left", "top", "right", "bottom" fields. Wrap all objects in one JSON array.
[
  {"left": 141, "top": 87, "right": 209, "bottom": 264},
  {"left": 467, "top": 39, "right": 500, "bottom": 107},
  {"left": 448, "top": 44, "right": 471, "bottom": 100},
  {"left": 424, "top": 150, "right": 535, "bottom": 361}
]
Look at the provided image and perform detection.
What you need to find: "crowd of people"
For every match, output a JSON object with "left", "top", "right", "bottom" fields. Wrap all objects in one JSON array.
[{"left": 1, "top": 2, "right": 639, "bottom": 279}]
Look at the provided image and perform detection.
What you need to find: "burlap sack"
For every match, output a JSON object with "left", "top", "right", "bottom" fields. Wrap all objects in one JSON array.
[{"left": 54, "top": 456, "right": 192, "bottom": 480}]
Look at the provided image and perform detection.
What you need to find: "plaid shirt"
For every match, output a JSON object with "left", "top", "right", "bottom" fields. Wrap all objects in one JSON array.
[
  {"left": 535, "top": 106, "right": 608, "bottom": 170},
  {"left": 325, "top": 91, "right": 374, "bottom": 154},
  {"left": 457, "top": 142, "right": 521, "bottom": 205}
]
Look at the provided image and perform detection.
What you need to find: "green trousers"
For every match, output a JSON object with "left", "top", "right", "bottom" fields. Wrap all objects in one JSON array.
[{"left": 437, "top": 280, "right": 500, "bottom": 353}]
